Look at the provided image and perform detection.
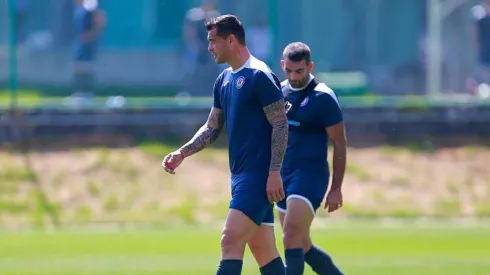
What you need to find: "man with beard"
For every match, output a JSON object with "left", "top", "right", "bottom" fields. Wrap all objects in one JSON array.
[{"left": 247, "top": 42, "right": 347, "bottom": 275}]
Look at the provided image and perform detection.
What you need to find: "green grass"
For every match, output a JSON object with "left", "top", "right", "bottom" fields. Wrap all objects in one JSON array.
[{"left": 0, "top": 220, "right": 489, "bottom": 274}]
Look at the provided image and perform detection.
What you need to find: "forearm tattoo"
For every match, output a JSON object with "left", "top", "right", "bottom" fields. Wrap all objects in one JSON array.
[
  {"left": 179, "top": 107, "right": 224, "bottom": 158},
  {"left": 263, "top": 99, "right": 288, "bottom": 171}
]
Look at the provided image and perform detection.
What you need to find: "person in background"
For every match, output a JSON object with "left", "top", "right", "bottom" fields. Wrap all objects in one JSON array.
[
  {"left": 15, "top": 0, "right": 30, "bottom": 44},
  {"left": 180, "top": 0, "right": 221, "bottom": 97},
  {"left": 71, "top": 0, "right": 106, "bottom": 99},
  {"left": 468, "top": 1, "right": 490, "bottom": 95},
  {"left": 247, "top": 15, "right": 272, "bottom": 65}
]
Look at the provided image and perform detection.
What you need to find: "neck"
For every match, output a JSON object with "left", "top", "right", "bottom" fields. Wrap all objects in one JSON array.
[{"left": 229, "top": 47, "right": 251, "bottom": 71}]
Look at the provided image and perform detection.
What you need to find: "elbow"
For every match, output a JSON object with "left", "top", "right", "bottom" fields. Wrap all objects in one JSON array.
[{"left": 332, "top": 138, "right": 347, "bottom": 149}]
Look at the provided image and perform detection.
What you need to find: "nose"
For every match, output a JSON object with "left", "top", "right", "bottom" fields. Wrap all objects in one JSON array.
[
  {"left": 208, "top": 44, "right": 213, "bottom": 52},
  {"left": 290, "top": 73, "right": 301, "bottom": 81}
]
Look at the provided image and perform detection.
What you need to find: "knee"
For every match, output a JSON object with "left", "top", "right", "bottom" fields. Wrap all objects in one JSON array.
[
  {"left": 283, "top": 222, "right": 305, "bottom": 248},
  {"left": 221, "top": 228, "right": 246, "bottom": 255}
]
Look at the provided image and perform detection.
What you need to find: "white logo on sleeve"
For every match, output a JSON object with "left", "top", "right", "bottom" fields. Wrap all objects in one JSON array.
[{"left": 284, "top": 101, "right": 292, "bottom": 113}]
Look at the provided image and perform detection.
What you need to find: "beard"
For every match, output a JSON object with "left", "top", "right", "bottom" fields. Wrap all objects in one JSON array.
[
  {"left": 289, "top": 76, "right": 309, "bottom": 88},
  {"left": 212, "top": 54, "right": 226, "bottom": 64}
]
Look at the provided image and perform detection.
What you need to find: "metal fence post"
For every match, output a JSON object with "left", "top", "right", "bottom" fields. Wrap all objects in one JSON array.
[{"left": 8, "top": 0, "right": 18, "bottom": 111}]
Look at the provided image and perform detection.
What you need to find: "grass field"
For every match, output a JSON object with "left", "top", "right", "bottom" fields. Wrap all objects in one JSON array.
[{"left": 1, "top": 220, "right": 490, "bottom": 275}]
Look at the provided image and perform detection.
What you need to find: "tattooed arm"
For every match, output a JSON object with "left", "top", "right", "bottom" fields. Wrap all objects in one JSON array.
[
  {"left": 263, "top": 99, "right": 289, "bottom": 171},
  {"left": 178, "top": 107, "right": 225, "bottom": 158}
]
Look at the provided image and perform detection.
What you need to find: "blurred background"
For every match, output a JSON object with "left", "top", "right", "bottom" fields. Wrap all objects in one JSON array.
[{"left": 1, "top": 0, "right": 490, "bottom": 274}]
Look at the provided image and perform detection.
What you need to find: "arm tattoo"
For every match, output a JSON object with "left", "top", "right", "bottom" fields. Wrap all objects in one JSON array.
[
  {"left": 263, "top": 99, "right": 288, "bottom": 171},
  {"left": 179, "top": 107, "right": 224, "bottom": 158}
]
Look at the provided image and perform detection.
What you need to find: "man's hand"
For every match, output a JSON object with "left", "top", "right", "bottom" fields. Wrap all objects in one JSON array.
[
  {"left": 161, "top": 151, "right": 185, "bottom": 174},
  {"left": 324, "top": 188, "right": 343, "bottom": 213},
  {"left": 266, "top": 171, "right": 285, "bottom": 203}
]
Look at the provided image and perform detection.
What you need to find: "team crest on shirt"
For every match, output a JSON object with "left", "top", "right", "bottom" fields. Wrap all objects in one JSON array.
[
  {"left": 300, "top": 96, "right": 309, "bottom": 107},
  {"left": 236, "top": 76, "right": 245, "bottom": 89}
]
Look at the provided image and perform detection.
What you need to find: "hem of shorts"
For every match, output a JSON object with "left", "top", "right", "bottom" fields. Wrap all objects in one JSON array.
[
  {"left": 287, "top": 194, "right": 316, "bottom": 216},
  {"left": 274, "top": 196, "right": 317, "bottom": 216},
  {"left": 275, "top": 206, "right": 286, "bottom": 213}
]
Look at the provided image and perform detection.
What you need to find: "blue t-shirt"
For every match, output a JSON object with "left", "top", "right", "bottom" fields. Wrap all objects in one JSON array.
[
  {"left": 73, "top": 5, "right": 97, "bottom": 61},
  {"left": 213, "top": 56, "right": 283, "bottom": 178},
  {"left": 281, "top": 75, "right": 343, "bottom": 170}
]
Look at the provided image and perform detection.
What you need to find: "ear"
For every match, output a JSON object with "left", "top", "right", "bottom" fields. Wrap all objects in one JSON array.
[
  {"left": 228, "top": 34, "right": 235, "bottom": 44},
  {"left": 308, "top": 61, "right": 315, "bottom": 72},
  {"left": 280, "top": 60, "right": 285, "bottom": 69}
]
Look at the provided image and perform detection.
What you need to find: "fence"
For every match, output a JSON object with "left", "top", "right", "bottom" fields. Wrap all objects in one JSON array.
[{"left": 0, "top": 0, "right": 487, "bottom": 110}]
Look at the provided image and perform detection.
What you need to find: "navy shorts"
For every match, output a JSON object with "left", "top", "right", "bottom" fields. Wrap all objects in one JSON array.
[
  {"left": 276, "top": 163, "right": 329, "bottom": 215},
  {"left": 229, "top": 173, "right": 274, "bottom": 226}
]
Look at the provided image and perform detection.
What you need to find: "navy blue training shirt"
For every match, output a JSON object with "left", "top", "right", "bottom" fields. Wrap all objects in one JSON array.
[
  {"left": 281, "top": 75, "right": 343, "bottom": 170},
  {"left": 213, "top": 56, "right": 283, "bottom": 177}
]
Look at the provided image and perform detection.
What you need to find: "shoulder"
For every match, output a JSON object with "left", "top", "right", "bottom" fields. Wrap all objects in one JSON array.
[
  {"left": 215, "top": 69, "right": 231, "bottom": 85},
  {"left": 221, "top": 68, "right": 234, "bottom": 78},
  {"left": 247, "top": 57, "right": 280, "bottom": 89},
  {"left": 313, "top": 82, "right": 341, "bottom": 107},
  {"left": 280, "top": 79, "right": 288, "bottom": 89},
  {"left": 471, "top": 5, "right": 487, "bottom": 20},
  {"left": 280, "top": 80, "right": 290, "bottom": 97}
]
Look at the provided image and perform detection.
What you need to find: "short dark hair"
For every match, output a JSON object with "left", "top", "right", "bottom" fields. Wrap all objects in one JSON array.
[
  {"left": 283, "top": 42, "right": 311, "bottom": 64},
  {"left": 205, "top": 14, "right": 246, "bottom": 45}
]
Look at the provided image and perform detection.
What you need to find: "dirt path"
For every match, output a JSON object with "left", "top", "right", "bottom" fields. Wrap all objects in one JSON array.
[{"left": 1, "top": 144, "right": 489, "bottom": 226}]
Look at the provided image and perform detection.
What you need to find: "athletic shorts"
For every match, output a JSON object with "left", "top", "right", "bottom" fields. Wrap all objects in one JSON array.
[
  {"left": 276, "top": 162, "right": 330, "bottom": 215},
  {"left": 229, "top": 173, "right": 274, "bottom": 226}
]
